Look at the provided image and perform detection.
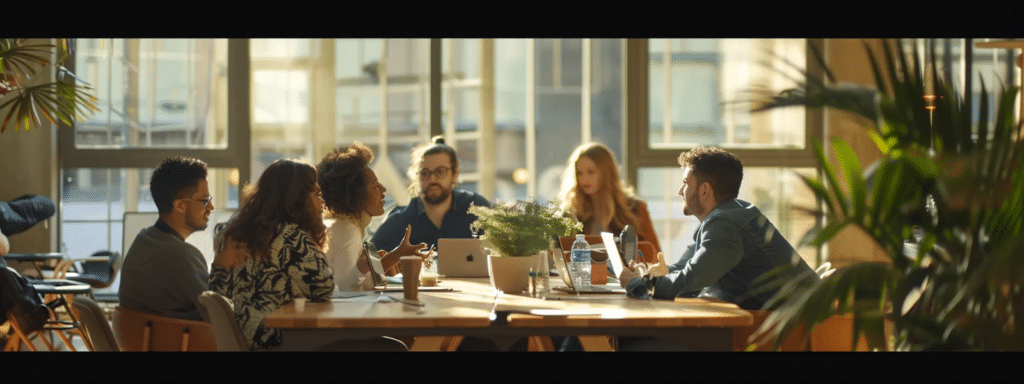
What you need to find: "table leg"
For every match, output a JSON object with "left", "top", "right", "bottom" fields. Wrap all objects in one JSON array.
[
  {"left": 527, "top": 336, "right": 555, "bottom": 351},
  {"left": 410, "top": 336, "right": 464, "bottom": 351},
  {"left": 578, "top": 335, "right": 614, "bottom": 351}
]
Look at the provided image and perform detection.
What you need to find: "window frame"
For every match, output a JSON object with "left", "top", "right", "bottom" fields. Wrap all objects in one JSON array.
[
  {"left": 58, "top": 39, "right": 252, "bottom": 254},
  {"left": 624, "top": 39, "right": 824, "bottom": 180}
]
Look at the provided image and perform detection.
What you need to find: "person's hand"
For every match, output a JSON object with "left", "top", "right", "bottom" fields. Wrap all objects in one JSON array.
[
  {"left": 390, "top": 225, "right": 429, "bottom": 259},
  {"left": 618, "top": 261, "right": 647, "bottom": 288},
  {"left": 647, "top": 252, "right": 670, "bottom": 277}
]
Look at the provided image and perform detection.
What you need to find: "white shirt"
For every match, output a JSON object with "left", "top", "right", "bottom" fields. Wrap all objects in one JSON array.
[{"left": 326, "top": 212, "right": 375, "bottom": 292}]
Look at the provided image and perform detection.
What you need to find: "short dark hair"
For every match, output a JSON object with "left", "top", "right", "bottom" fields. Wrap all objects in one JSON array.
[
  {"left": 678, "top": 147, "right": 743, "bottom": 203},
  {"left": 150, "top": 157, "right": 208, "bottom": 214},
  {"left": 317, "top": 142, "right": 374, "bottom": 216}
]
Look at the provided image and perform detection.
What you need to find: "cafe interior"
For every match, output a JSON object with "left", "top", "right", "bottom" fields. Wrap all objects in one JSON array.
[{"left": 1, "top": 38, "right": 1022, "bottom": 353}]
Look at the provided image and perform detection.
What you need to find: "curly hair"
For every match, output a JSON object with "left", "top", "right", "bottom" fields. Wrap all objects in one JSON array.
[
  {"left": 406, "top": 135, "right": 459, "bottom": 197},
  {"left": 150, "top": 157, "right": 208, "bottom": 214},
  {"left": 317, "top": 142, "right": 374, "bottom": 216},
  {"left": 220, "top": 159, "right": 327, "bottom": 262},
  {"left": 557, "top": 142, "right": 640, "bottom": 234},
  {"left": 678, "top": 146, "right": 744, "bottom": 203}
]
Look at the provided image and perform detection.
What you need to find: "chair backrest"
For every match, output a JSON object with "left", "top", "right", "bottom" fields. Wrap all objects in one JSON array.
[
  {"left": 71, "top": 251, "right": 121, "bottom": 288},
  {"left": 71, "top": 296, "right": 119, "bottom": 351},
  {"left": 733, "top": 309, "right": 810, "bottom": 351},
  {"left": 111, "top": 305, "right": 217, "bottom": 351},
  {"left": 197, "top": 291, "right": 250, "bottom": 351}
]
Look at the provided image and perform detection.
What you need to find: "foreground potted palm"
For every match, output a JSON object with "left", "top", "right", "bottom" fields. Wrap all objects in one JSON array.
[
  {"left": 1, "top": 38, "right": 97, "bottom": 133},
  {"left": 749, "top": 39, "right": 1024, "bottom": 351},
  {"left": 469, "top": 200, "right": 581, "bottom": 293}
]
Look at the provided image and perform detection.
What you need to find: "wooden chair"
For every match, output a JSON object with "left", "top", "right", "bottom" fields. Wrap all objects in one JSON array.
[
  {"left": 111, "top": 306, "right": 216, "bottom": 351},
  {"left": 2, "top": 266, "right": 81, "bottom": 351},
  {"left": 731, "top": 309, "right": 810, "bottom": 351},
  {"left": 4, "top": 304, "right": 80, "bottom": 351}
]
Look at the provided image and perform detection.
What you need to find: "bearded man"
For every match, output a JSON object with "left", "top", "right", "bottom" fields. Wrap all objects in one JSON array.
[{"left": 370, "top": 136, "right": 491, "bottom": 252}]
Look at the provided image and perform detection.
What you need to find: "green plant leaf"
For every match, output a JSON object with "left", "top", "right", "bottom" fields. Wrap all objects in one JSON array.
[{"left": 832, "top": 140, "right": 865, "bottom": 223}]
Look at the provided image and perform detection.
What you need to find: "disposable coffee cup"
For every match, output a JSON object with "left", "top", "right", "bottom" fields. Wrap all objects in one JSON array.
[
  {"left": 400, "top": 256, "right": 422, "bottom": 300},
  {"left": 293, "top": 297, "right": 307, "bottom": 312}
]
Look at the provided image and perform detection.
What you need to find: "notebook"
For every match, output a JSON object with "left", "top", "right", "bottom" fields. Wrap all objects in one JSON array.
[
  {"left": 551, "top": 234, "right": 626, "bottom": 294},
  {"left": 437, "top": 238, "right": 490, "bottom": 278}
]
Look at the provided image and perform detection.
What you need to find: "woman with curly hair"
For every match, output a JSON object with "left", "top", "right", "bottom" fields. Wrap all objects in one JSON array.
[
  {"left": 317, "top": 142, "right": 430, "bottom": 292},
  {"left": 210, "top": 159, "right": 335, "bottom": 350},
  {"left": 558, "top": 142, "right": 662, "bottom": 252}
]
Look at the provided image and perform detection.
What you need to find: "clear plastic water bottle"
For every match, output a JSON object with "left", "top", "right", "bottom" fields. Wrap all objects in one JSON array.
[{"left": 570, "top": 234, "right": 592, "bottom": 290}]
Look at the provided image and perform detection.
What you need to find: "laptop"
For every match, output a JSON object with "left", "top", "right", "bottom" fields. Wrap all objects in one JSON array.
[
  {"left": 437, "top": 238, "right": 490, "bottom": 278},
  {"left": 551, "top": 234, "right": 626, "bottom": 294}
]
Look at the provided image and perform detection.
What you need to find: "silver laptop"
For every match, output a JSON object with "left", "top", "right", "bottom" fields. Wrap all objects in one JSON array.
[
  {"left": 551, "top": 233, "right": 626, "bottom": 294},
  {"left": 437, "top": 238, "right": 490, "bottom": 278}
]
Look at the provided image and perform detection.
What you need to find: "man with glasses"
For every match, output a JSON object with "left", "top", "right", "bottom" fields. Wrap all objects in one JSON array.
[
  {"left": 119, "top": 157, "right": 214, "bottom": 321},
  {"left": 371, "top": 136, "right": 491, "bottom": 253}
]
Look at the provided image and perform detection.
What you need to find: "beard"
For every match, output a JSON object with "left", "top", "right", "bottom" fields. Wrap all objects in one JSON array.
[
  {"left": 186, "top": 212, "right": 209, "bottom": 233},
  {"left": 683, "top": 194, "right": 703, "bottom": 217},
  {"left": 422, "top": 184, "right": 452, "bottom": 206}
]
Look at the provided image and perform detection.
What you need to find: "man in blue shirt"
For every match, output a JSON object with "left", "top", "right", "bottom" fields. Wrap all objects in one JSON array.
[
  {"left": 371, "top": 136, "right": 491, "bottom": 253},
  {"left": 619, "top": 147, "right": 817, "bottom": 310}
]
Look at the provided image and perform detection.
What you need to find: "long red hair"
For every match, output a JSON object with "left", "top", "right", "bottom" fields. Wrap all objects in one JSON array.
[{"left": 558, "top": 143, "right": 639, "bottom": 233}]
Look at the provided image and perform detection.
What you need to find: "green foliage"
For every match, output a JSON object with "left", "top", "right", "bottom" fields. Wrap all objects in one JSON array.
[
  {"left": 1, "top": 38, "right": 97, "bottom": 133},
  {"left": 469, "top": 200, "right": 582, "bottom": 257},
  {"left": 750, "top": 39, "right": 1024, "bottom": 351}
]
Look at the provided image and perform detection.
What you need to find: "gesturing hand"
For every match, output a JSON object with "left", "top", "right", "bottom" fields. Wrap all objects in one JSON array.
[
  {"left": 391, "top": 224, "right": 430, "bottom": 259},
  {"left": 647, "top": 252, "right": 670, "bottom": 277}
]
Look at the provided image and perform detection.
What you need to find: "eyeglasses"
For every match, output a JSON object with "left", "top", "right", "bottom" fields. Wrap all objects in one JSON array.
[
  {"left": 189, "top": 196, "right": 214, "bottom": 209},
  {"left": 418, "top": 167, "right": 451, "bottom": 180}
]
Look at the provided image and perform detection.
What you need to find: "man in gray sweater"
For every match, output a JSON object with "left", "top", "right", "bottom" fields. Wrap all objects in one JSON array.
[{"left": 118, "top": 157, "right": 214, "bottom": 321}]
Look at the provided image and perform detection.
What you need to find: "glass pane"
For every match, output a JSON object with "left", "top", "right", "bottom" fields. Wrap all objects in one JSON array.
[
  {"left": 251, "top": 39, "right": 311, "bottom": 58},
  {"left": 74, "top": 39, "right": 229, "bottom": 149},
  {"left": 253, "top": 70, "right": 310, "bottom": 124},
  {"left": 589, "top": 39, "right": 625, "bottom": 160},
  {"left": 331, "top": 39, "right": 429, "bottom": 211},
  {"left": 61, "top": 167, "right": 239, "bottom": 259},
  {"left": 648, "top": 39, "right": 806, "bottom": 149},
  {"left": 637, "top": 166, "right": 819, "bottom": 269}
]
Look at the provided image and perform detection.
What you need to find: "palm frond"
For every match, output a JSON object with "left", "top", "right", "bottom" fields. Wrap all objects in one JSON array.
[{"left": 0, "top": 80, "right": 98, "bottom": 133}]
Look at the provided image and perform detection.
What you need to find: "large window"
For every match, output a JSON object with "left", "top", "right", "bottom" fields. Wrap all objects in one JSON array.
[
  {"left": 59, "top": 39, "right": 249, "bottom": 298},
  {"left": 628, "top": 39, "right": 821, "bottom": 267},
  {"left": 58, "top": 38, "right": 834, "bottom": 295},
  {"left": 245, "top": 39, "right": 626, "bottom": 235}
]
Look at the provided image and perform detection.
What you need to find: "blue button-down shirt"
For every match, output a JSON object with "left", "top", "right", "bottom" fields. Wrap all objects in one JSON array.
[
  {"left": 627, "top": 199, "right": 817, "bottom": 310},
  {"left": 370, "top": 189, "right": 491, "bottom": 252}
]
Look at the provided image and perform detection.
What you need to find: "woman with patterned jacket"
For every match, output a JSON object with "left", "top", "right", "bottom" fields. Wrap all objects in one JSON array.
[{"left": 210, "top": 159, "right": 406, "bottom": 351}]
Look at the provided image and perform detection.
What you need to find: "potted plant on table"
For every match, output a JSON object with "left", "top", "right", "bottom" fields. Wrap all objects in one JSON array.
[
  {"left": 748, "top": 39, "right": 1024, "bottom": 351},
  {"left": 469, "top": 200, "right": 581, "bottom": 293}
]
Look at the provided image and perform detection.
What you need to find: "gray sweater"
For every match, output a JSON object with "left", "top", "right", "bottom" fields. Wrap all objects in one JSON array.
[{"left": 118, "top": 219, "right": 209, "bottom": 321}]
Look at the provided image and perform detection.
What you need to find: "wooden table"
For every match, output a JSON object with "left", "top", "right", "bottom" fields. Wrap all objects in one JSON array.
[{"left": 263, "top": 278, "right": 753, "bottom": 351}]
